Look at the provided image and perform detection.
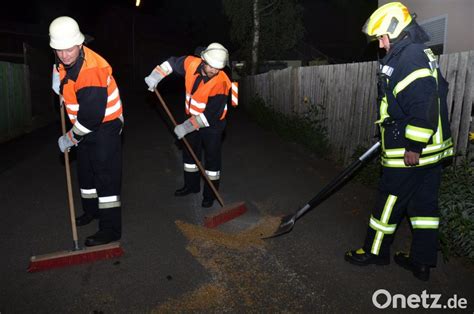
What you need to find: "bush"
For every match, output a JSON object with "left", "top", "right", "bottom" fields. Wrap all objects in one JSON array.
[
  {"left": 439, "top": 162, "right": 474, "bottom": 261},
  {"left": 246, "top": 95, "right": 329, "bottom": 155}
]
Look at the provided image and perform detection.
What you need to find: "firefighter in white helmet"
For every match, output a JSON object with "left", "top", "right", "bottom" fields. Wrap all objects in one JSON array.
[
  {"left": 344, "top": 2, "right": 453, "bottom": 281},
  {"left": 145, "top": 43, "right": 236, "bottom": 208},
  {"left": 49, "top": 16, "right": 124, "bottom": 246}
]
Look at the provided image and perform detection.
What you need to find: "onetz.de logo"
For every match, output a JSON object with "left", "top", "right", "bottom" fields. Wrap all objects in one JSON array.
[{"left": 372, "top": 289, "right": 468, "bottom": 309}]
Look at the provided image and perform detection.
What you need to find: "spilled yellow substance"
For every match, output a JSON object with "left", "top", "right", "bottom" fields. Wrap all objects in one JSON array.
[
  {"left": 152, "top": 215, "right": 305, "bottom": 313},
  {"left": 176, "top": 215, "right": 281, "bottom": 250}
]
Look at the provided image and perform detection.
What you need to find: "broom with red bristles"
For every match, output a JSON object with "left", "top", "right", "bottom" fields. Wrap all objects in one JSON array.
[{"left": 27, "top": 100, "right": 123, "bottom": 272}]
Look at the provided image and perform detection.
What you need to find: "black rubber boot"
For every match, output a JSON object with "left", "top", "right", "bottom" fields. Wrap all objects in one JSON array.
[
  {"left": 75, "top": 213, "right": 98, "bottom": 226},
  {"left": 77, "top": 198, "right": 99, "bottom": 226},
  {"left": 202, "top": 180, "right": 219, "bottom": 208},
  {"left": 175, "top": 171, "right": 200, "bottom": 196},
  {"left": 85, "top": 230, "right": 120, "bottom": 247},
  {"left": 394, "top": 252, "right": 430, "bottom": 281},
  {"left": 344, "top": 248, "right": 390, "bottom": 266},
  {"left": 201, "top": 198, "right": 214, "bottom": 208},
  {"left": 98, "top": 207, "right": 121, "bottom": 238},
  {"left": 174, "top": 186, "right": 200, "bottom": 196}
]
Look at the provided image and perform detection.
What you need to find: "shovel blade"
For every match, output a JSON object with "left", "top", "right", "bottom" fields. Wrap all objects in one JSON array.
[{"left": 262, "top": 214, "right": 296, "bottom": 239}]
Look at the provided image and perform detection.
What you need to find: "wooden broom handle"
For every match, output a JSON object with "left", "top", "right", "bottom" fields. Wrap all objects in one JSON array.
[
  {"left": 154, "top": 89, "right": 225, "bottom": 207},
  {"left": 59, "top": 100, "right": 79, "bottom": 247}
]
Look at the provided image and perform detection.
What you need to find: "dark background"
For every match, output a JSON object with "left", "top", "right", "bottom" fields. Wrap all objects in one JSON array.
[{"left": 0, "top": 0, "right": 378, "bottom": 91}]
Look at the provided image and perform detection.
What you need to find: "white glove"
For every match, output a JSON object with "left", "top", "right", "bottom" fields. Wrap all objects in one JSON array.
[
  {"left": 174, "top": 119, "right": 196, "bottom": 139},
  {"left": 58, "top": 130, "right": 81, "bottom": 153},
  {"left": 174, "top": 115, "right": 208, "bottom": 139},
  {"left": 52, "top": 65, "right": 60, "bottom": 95},
  {"left": 144, "top": 62, "right": 173, "bottom": 92}
]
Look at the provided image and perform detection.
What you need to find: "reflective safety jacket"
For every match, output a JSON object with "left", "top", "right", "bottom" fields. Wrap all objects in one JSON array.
[
  {"left": 376, "top": 38, "right": 453, "bottom": 168},
  {"left": 58, "top": 46, "right": 123, "bottom": 137},
  {"left": 165, "top": 56, "right": 232, "bottom": 127}
]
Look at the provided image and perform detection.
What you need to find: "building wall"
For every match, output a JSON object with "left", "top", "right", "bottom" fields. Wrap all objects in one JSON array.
[{"left": 379, "top": 0, "right": 474, "bottom": 53}]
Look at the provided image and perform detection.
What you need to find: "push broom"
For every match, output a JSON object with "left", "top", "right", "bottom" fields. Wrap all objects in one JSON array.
[
  {"left": 27, "top": 100, "right": 123, "bottom": 272},
  {"left": 154, "top": 89, "right": 248, "bottom": 227}
]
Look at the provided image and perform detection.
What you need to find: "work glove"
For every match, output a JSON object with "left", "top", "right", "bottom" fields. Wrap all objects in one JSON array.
[
  {"left": 174, "top": 115, "right": 208, "bottom": 139},
  {"left": 58, "top": 130, "right": 81, "bottom": 153},
  {"left": 144, "top": 62, "right": 173, "bottom": 92},
  {"left": 52, "top": 65, "right": 60, "bottom": 95}
]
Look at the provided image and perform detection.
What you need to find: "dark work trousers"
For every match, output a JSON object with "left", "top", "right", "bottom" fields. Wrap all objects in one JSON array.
[
  {"left": 182, "top": 121, "right": 225, "bottom": 201},
  {"left": 76, "top": 119, "right": 122, "bottom": 237},
  {"left": 363, "top": 164, "right": 442, "bottom": 266}
]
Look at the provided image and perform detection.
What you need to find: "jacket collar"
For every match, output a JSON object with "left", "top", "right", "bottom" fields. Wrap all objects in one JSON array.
[{"left": 381, "top": 37, "right": 411, "bottom": 65}]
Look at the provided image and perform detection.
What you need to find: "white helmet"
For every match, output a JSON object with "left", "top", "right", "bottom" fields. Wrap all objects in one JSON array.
[
  {"left": 49, "top": 16, "right": 85, "bottom": 50},
  {"left": 201, "top": 43, "right": 229, "bottom": 69}
]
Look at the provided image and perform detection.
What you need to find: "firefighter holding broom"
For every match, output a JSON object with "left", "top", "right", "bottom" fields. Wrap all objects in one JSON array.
[
  {"left": 145, "top": 43, "right": 235, "bottom": 208},
  {"left": 49, "top": 16, "right": 124, "bottom": 247}
]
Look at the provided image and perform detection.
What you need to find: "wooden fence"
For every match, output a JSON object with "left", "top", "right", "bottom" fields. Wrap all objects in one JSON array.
[
  {"left": 0, "top": 61, "right": 31, "bottom": 142},
  {"left": 241, "top": 50, "right": 474, "bottom": 165},
  {"left": 0, "top": 44, "right": 55, "bottom": 143}
]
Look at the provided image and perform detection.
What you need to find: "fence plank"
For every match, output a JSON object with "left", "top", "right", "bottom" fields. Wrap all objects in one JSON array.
[
  {"left": 456, "top": 51, "right": 474, "bottom": 157},
  {"left": 344, "top": 63, "right": 357, "bottom": 162},
  {"left": 450, "top": 52, "right": 469, "bottom": 151},
  {"left": 444, "top": 53, "right": 459, "bottom": 118}
]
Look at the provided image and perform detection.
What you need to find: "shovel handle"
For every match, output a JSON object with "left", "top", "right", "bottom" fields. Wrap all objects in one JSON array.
[
  {"left": 154, "top": 89, "right": 225, "bottom": 207},
  {"left": 295, "top": 141, "right": 381, "bottom": 220}
]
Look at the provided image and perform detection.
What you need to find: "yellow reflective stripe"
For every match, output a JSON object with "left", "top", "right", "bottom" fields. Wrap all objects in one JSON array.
[
  {"left": 422, "top": 137, "right": 452, "bottom": 154},
  {"left": 384, "top": 147, "right": 406, "bottom": 158},
  {"left": 384, "top": 138, "right": 453, "bottom": 158},
  {"left": 410, "top": 217, "right": 439, "bottom": 229},
  {"left": 432, "top": 115, "right": 443, "bottom": 144},
  {"left": 371, "top": 195, "right": 397, "bottom": 255},
  {"left": 369, "top": 215, "right": 397, "bottom": 234},
  {"left": 393, "top": 68, "right": 434, "bottom": 97},
  {"left": 405, "top": 124, "right": 434, "bottom": 143},
  {"left": 375, "top": 96, "right": 390, "bottom": 124},
  {"left": 382, "top": 147, "right": 454, "bottom": 167}
]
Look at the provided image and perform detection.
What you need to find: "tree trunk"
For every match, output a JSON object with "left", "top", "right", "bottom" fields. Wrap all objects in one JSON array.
[{"left": 251, "top": 0, "right": 259, "bottom": 75}]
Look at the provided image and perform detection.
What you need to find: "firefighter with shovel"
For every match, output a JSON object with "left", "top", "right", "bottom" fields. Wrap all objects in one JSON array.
[{"left": 344, "top": 2, "right": 453, "bottom": 281}]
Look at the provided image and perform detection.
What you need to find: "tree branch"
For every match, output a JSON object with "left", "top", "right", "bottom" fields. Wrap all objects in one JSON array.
[{"left": 259, "top": 0, "right": 280, "bottom": 15}]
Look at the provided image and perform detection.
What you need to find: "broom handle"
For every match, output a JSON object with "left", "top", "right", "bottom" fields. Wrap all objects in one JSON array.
[
  {"left": 154, "top": 89, "right": 225, "bottom": 207},
  {"left": 59, "top": 100, "right": 80, "bottom": 250}
]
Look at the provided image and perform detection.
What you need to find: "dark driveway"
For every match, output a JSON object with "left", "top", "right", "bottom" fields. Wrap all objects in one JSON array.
[{"left": 0, "top": 90, "right": 472, "bottom": 313}]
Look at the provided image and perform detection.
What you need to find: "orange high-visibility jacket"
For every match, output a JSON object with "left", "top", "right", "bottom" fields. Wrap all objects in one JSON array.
[
  {"left": 180, "top": 56, "right": 231, "bottom": 124},
  {"left": 58, "top": 46, "right": 123, "bottom": 136}
]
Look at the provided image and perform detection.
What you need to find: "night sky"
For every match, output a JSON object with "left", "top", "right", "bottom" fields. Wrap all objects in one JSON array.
[{"left": 1, "top": 0, "right": 378, "bottom": 63}]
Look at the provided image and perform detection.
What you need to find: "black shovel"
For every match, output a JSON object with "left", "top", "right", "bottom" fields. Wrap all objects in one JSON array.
[{"left": 264, "top": 141, "right": 381, "bottom": 239}]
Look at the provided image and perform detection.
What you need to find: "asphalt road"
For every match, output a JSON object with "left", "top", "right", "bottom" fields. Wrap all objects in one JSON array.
[{"left": 0, "top": 90, "right": 472, "bottom": 313}]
